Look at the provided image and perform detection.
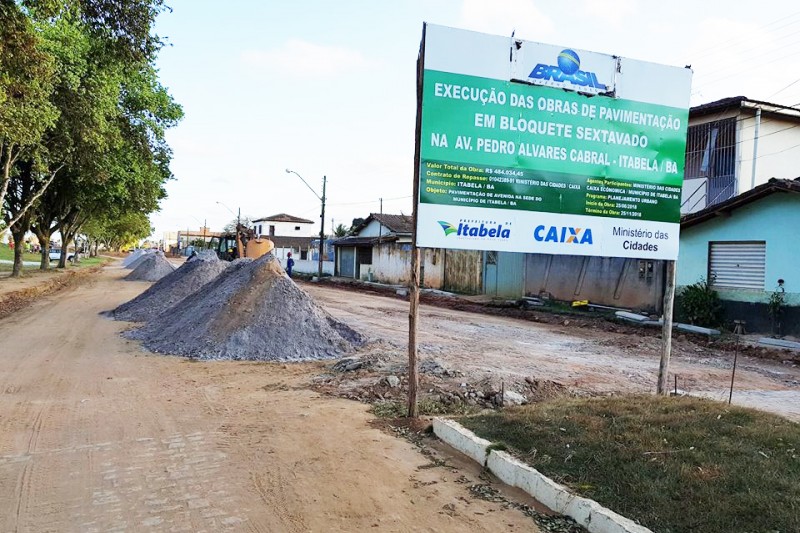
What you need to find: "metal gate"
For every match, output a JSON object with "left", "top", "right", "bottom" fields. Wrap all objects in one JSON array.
[{"left": 709, "top": 241, "right": 766, "bottom": 290}]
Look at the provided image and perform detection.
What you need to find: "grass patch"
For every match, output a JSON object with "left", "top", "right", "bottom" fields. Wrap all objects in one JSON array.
[
  {"left": 0, "top": 246, "right": 42, "bottom": 263},
  {"left": 72, "top": 256, "right": 108, "bottom": 269},
  {"left": 0, "top": 251, "right": 108, "bottom": 272},
  {"left": 459, "top": 395, "right": 800, "bottom": 533},
  {"left": 371, "top": 398, "right": 482, "bottom": 419}
]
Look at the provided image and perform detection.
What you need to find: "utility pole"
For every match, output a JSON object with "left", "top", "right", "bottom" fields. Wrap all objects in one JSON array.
[
  {"left": 378, "top": 197, "right": 383, "bottom": 245},
  {"left": 285, "top": 169, "right": 326, "bottom": 279},
  {"left": 319, "top": 176, "right": 326, "bottom": 279}
]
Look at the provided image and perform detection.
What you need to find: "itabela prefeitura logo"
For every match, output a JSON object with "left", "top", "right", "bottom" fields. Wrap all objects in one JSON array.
[
  {"left": 529, "top": 49, "right": 608, "bottom": 91},
  {"left": 438, "top": 220, "right": 511, "bottom": 240}
]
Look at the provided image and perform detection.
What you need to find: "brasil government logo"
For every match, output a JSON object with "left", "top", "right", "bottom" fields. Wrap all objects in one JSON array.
[
  {"left": 529, "top": 49, "right": 608, "bottom": 92},
  {"left": 438, "top": 220, "right": 511, "bottom": 239}
]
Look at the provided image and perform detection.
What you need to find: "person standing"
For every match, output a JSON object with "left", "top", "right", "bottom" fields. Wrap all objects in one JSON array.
[{"left": 286, "top": 252, "right": 294, "bottom": 277}]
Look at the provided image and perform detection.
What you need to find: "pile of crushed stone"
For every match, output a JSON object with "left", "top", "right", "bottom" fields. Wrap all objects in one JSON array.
[
  {"left": 124, "top": 250, "right": 154, "bottom": 270},
  {"left": 126, "top": 253, "right": 363, "bottom": 361},
  {"left": 112, "top": 251, "right": 229, "bottom": 322},
  {"left": 125, "top": 251, "right": 176, "bottom": 282},
  {"left": 121, "top": 250, "right": 147, "bottom": 268}
]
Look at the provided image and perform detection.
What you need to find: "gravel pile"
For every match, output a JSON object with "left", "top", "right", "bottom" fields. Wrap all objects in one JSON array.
[
  {"left": 125, "top": 250, "right": 153, "bottom": 270},
  {"left": 127, "top": 253, "right": 362, "bottom": 361},
  {"left": 113, "top": 251, "right": 229, "bottom": 322},
  {"left": 125, "top": 252, "right": 176, "bottom": 282},
  {"left": 121, "top": 250, "right": 147, "bottom": 268}
]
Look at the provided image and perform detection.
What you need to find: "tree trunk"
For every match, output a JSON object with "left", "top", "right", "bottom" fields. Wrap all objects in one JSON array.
[
  {"left": 11, "top": 228, "right": 25, "bottom": 277},
  {"left": 0, "top": 144, "right": 16, "bottom": 223},
  {"left": 32, "top": 227, "right": 52, "bottom": 270}
]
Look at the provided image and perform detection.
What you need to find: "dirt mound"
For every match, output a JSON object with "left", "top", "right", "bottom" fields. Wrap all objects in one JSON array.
[
  {"left": 125, "top": 252, "right": 176, "bottom": 282},
  {"left": 112, "top": 252, "right": 229, "bottom": 322},
  {"left": 126, "top": 254, "right": 362, "bottom": 361}
]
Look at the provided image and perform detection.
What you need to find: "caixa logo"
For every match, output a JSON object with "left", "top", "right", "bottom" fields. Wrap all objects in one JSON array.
[
  {"left": 534, "top": 225, "right": 593, "bottom": 245},
  {"left": 438, "top": 220, "right": 511, "bottom": 239},
  {"left": 528, "top": 49, "right": 608, "bottom": 92}
]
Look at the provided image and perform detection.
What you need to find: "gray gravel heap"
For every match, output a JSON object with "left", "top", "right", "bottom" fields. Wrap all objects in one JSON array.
[
  {"left": 124, "top": 252, "right": 176, "bottom": 282},
  {"left": 121, "top": 250, "right": 146, "bottom": 268},
  {"left": 125, "top": 250, "right": 153, "bottom": 270},
  {"left": 113, "top": 251, "right": 228, "bottom": 322},
  {"left": 127, "top": 253, "right": 362, "bottom": 361}
]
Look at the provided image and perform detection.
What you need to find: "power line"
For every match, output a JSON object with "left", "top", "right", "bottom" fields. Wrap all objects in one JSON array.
[
  {"left": 768, "top": 77, "right": 800, "bottom": 99},
  {"left": 689, "top": 11, "right": 800, "bottom": 60}
]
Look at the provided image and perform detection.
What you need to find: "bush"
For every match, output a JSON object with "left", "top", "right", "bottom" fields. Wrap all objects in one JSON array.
[{"left": 678, "top": 277, "right": 722, "bottom": 327}]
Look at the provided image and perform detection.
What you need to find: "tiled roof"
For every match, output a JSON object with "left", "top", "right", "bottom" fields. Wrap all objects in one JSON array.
[
  {"left": 252, "top": 213, "right": 315, "bottom": 224},
  {"left": 690, "top": 96, "right": 800, "bottom": 119},
  {"left": 681, "top": 178, "right": 800, "bottom": 229},
  {"left": 352, "top": 213, "right": 413, "bottom": 235}
]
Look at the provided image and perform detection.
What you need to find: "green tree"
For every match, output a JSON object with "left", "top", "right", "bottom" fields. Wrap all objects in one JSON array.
[
  {"left": 223, "top": 216, "right": 254, "bottom": 234},
  {"left": 0, "top": 2, "right": 59, "bottom": 223},
  {"left": 333, "top": 223, "right": 348, "bottom": 237}
]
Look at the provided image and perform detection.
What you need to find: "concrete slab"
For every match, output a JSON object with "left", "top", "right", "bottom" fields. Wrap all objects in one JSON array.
[
  {"left": 676, "top": 323, "right": 721, "bottom": 336},
  {"left": 759, "top": 337, "right": 800, "bottom": 351},
  {"left": 615, "top": 311, "right": 649, "bottom": 322}
]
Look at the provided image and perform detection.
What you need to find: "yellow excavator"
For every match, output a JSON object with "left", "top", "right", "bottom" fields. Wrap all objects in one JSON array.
[{"left": 215, "top": 224, "right": 274, "bottom": 261}]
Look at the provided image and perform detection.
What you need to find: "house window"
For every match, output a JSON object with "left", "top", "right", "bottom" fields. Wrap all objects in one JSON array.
[
  {"left": 709, "top": 241, "right": 766, "bottom": 290},
  {"left": 269, "top": 225, "right": 275, "bottom": 236},
  {"left": 685, "top": 118, "right": 737, "bottom": 206},
  {"left": 295, "top": 226, "right": 301, "bottom": 231}
]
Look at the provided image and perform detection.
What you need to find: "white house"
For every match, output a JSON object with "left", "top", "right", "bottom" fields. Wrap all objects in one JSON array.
[
  {"left": 251, "top": 213, "right": 316, "bottom": 238},
  {"left": 682, "top": 96, "right": 800, "bottom": 213},
  {"left": 250, "top": 213, "right": 332, "bottom": 273}
]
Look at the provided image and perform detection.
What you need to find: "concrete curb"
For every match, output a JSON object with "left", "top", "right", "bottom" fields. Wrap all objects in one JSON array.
[{"left": 433, "top": 418, "right": 653, "bottom": 533}]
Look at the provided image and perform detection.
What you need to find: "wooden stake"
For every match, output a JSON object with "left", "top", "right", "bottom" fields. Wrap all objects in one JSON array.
[
  {"left": 408, "top": 248, "right": 420, "bottom": 418},
  {"left": 407, "top": 24, "right": 426, "bottom": 418},
  {"left": 657, "top": 260, "right": 677, "bottom": 395}
]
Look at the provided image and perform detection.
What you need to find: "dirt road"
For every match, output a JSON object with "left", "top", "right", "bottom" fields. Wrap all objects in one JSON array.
[
  {"left": 304, "top": 284, "right": 800, "bottom": 421},
  {"left": 0, "top": 266, "right": 544, "bottom": 532}
]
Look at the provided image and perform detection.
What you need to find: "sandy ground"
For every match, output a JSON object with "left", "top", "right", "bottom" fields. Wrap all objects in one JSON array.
[
  {"left": 0, "top": 265, "right": 546, "bottom": 532},
  {"left": 304, "top": 284, "right": 800, "bottom": 421}
]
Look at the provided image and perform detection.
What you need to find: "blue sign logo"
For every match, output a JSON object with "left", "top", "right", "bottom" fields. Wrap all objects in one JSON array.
[
  {"left": 529, "top": 49, "right": 608, "bottom": 91},
  {"left": 534, "top": 225, "right": 593, "bottom": 245},
  {"left": 438, "top": 220, "right": 511, "bottom": 240}
]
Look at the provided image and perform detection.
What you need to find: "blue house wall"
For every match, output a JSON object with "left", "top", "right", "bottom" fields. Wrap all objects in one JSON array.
[{"left": 677, "top": 193, "right": 800, "bottom": 332}]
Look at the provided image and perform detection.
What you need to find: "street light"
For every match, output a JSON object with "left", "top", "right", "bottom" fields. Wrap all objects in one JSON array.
[
  {"left": 285, "top": 168, "right": 327, "bottom": 279},
  {"left": 216, "top": 201, "right": 241, "bottom": 228}
]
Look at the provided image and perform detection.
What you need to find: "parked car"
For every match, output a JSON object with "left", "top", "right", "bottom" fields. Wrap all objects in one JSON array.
[{"left": 49, "top": 249, "right": 75, "bottom": 262}]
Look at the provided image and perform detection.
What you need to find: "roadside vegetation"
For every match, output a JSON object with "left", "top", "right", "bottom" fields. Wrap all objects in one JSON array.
[
  {"left": 0, "top": 247, "right": 109, "bottom": 273},
  {"left": 0, "top": 247, "right": 41, "bottom": 264},
  {"left": 1, "top": 0, "right": 182, "bottom": 277},
  {"left": 459, "top": 395, "right": 800, "bottom": 533}
]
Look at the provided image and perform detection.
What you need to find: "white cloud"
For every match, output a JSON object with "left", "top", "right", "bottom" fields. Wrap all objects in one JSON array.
[
  {"left": 582, "top": 0, "right": 638, "bottom": 26},
  {"left": 459, "top": 0, "right": 556, "bottom": 41},
  {"left": 241, "top": 39, "right": 375, "bottom": 77}
]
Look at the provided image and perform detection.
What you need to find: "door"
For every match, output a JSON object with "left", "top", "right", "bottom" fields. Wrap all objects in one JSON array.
[
  {"left": 483, "top": 251, "right": 498, "bottom": 296},
  {"left": 339, "top": 247, "right": 355, "bottom": 278}
]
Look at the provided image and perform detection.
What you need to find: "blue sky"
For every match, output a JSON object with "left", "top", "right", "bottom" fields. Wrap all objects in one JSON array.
[{"left": 151, "top": 0, "right": 800, "bottom": 239}]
